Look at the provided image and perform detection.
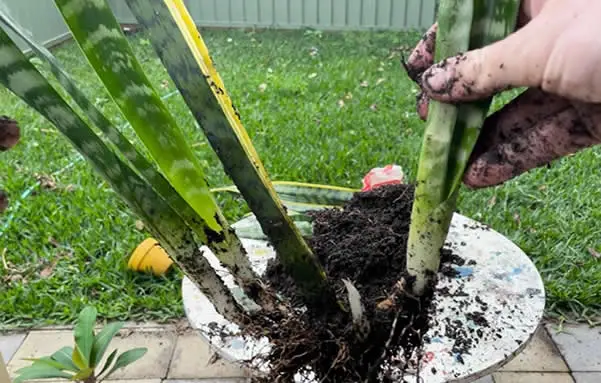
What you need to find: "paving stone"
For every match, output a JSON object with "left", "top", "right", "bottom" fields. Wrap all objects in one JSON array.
[
  {"left": 493, "top": 372, "right": 575, "bottom": 382},
  {"left": 500, "top": 327, "right": 569, "bottom": 372},
  {"left": 0, "top": 333, "right": 26, "bottom": 363},
  {"left": 102, "top": 329, "right": 177, "bottom": 380},
  {"left": 167, "top": 333, "right": 249, "bottom": 379},
  {"left": 105, "top": 380, "right": 163, "bottom": 383},
  {"left": 45, "top": 381, "right": 163, "bottom": 383},
  {"left": 546, "top": 323, "right": 601, "bottom": 371},
  {"left": 8, "top": 331, "right": 73, "bottom": 375},
  {"left": 572, "top": 372, "right": 601, "bottom": 383},
  {"left": 165, "top": 380, "right": 247, "bottom": 383},
  {"left": 472, "top": 375, "right": 494, "bottom": 383}
]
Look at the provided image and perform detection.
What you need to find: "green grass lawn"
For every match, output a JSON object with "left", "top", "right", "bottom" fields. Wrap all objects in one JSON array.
[{"left": 1, "top": 28, "right": 601, "bottom": 329}]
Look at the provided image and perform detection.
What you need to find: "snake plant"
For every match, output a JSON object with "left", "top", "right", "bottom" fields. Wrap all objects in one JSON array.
[
  {"left": 406, "top": 1, "right": 520, "bottom": 294},
  {"left": 0, "top": 0, "right": 352, "bottom": 320}
]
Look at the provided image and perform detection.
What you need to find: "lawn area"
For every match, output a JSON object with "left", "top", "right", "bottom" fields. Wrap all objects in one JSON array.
[{"left": 1, "top": 28, "right": 601, "bottom": 329}]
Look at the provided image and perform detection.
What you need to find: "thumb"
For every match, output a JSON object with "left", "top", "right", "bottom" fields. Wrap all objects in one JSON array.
[{"left": 420, "top": 18, "right": 556, "bottom": 103}]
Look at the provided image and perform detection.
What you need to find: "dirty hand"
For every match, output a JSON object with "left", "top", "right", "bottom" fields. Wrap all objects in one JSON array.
[{"left": 405, "top": 0, "right": 601, "bottom": 189}]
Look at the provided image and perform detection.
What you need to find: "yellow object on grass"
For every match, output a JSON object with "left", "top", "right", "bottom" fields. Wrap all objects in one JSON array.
[{"left": 128, "top": 238, "right": 173, "bottom": 276}]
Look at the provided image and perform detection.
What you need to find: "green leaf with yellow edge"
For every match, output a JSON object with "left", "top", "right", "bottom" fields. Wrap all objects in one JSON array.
[
  {"left": 0, "top": 9, "right": 209, "bottom": 242},
  {"left": 126, "top": 0, "right": 336, "bottom": 307},
  {"left": 0, "top": 28, "right": 246, "bottom": 322},
  {"left": 71, "top": 367, "right": 94, "bottom": 381},
  {"left": 211, "top": 181, "right": 357, "bottom": 211},
  {"left": 53, "top": 0, "right": 264, "bottom": 301},
  {"left": 53, "top": 0, "right": 222, "bottom": 235},
  {"left": 72, "top": 346, "right": 87, "bottom": 370}
]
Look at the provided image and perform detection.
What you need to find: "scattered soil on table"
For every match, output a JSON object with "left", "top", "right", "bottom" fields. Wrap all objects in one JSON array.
[{"left": 246, "top": 184, "right": 438, "bottom": 382}]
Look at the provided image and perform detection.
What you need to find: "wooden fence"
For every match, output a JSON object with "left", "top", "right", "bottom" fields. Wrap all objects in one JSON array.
[{"left": 1, "top": 0, "right": 437, "bottom": 51}]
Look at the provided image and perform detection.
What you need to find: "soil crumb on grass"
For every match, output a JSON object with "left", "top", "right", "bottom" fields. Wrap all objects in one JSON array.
[{"left": 252, "top": 184, "right": 436, "bottom": 382}]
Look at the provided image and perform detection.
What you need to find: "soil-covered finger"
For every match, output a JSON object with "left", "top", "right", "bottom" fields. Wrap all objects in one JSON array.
[
  {"left": 464, "top": 106, "right": 599, "bottom": 188},
  {"left": 404, "top": 23, "right": 437, "bottom": 84},
  {"left": 416, "top": 91, "right": 430, "bottom": 121},
  {"left": 470, "top": 88, "right": 571, "bottom": 160}
]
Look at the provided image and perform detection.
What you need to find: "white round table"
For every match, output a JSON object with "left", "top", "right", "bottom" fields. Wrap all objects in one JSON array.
[{"left": 182, "top": 213, "right": 545, "bottom": 382}]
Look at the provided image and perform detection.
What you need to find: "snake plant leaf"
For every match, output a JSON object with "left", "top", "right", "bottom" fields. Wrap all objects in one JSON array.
[
  {"left": 233, "top": 214, "right": 314, "bottom": 241},
  {"left": 0, "top": 9, "right": 208, "bottom": 240},
  {"left": 271, "top": 181, "right": 357, "bottom": 205},
  {"left": 52, "top": 0, "right": 262, "bottom": 301},
  {"left": 73, "top": 306, "right": 97, "bottom": 367},
  {"left": 446, "top": 1, "right": 521, "bottom": 196},
  {"left": 13, "top": 364, "right": 73, "bottom": 383},
  {"left": 0, "top": 29, "right": 247, "bottom": 322},
  {"left": 91, "top": 322, "right": 124, "bottom": 367},
  {"left": 53, "top": 0, "right": 221, "bottom": 234},
  {"left": 124, "top": 0, "right": 334, "bottom": 308},
  {"left": 212, "top": 181, "right": 356, "bottom": 211},
  {"left": 406, "top": 0, "right": 520, "bottom": 294}
]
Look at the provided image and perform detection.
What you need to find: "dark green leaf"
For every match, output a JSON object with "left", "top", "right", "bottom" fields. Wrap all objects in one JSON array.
[
  {"left": 74, "top": 306, "right": 97, "bottom": 366},
  {"left": 50, "top": 347, "right": 80, "bottom": 373},
  {"left": 91, "top": 322, "right": 123, "bottom": 367},
  {"left": 103, "top": 348, "right": 147, "bottom": 379},
  {"left": 13, "top": 365, "right": 72, "bottom": 383}
]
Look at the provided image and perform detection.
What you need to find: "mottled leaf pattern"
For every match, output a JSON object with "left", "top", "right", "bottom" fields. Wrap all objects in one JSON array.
[
  {"left": 407, "top": 0, "right": 519, "bottom": 294},
  {"left": 124, "top": 0, "right": 334, "bottom": 308},
  {"left": 0, "top": 10, "right": 211, "bottom": 242},
  {"left": 0, "top": 29, "right": 245, "bottom": 322},
  {"left": 54, "top": 0, "right": 223, "bottom": 234}
]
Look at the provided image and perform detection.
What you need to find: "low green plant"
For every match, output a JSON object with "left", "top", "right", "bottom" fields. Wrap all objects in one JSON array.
[{"left": 14, "top": 306, "right": 147, "bottom": 383}]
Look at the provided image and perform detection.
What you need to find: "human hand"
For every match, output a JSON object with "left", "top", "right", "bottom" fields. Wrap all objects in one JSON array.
[{"left": 405, "top": 0, "right": 601, "bottom": 188}]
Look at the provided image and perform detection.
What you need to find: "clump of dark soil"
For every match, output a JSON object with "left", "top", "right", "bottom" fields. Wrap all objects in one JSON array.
[{"left": 248, "top": 184, "right": 438, "bottom": 382}]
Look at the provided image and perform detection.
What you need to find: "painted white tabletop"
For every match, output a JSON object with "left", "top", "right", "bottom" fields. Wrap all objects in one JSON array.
[{"left": 182, "top": 213, "right": 545, "bottom": 383}]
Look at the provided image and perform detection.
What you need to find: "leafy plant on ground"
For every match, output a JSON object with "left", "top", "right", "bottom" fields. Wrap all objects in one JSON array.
[{"left": 14, "top": 306, "right": 146, "bottom": 383}]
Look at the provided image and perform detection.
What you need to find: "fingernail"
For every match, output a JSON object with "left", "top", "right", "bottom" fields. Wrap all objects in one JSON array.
[{"left": 422, "top": 66, "right": 453, "bottom": 94}]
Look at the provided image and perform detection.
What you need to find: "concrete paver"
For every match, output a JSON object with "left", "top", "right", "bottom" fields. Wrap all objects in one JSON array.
[
  {"left": 546, "top": 323, "right": 601, "bottom": 372},
  {"left": 7, "top": 321, "right": 601, "bottom": 382},
  {"left": 165, "top": 379, "right": 248, "bottom": 383},
  {"left": 105, "top": 380, "right": 163, "bottom": 383},
  {"left": 493, "top": 372, "right": 575, "bottom": 382},
  {"left": 572, "top": 372, "right": 601, "bottom": 383},
  {"left": 7, "top": 331, "right": 73, "bottom": 375},
  {"left": 500, "top": 326, "right": 569, "bottom": 372},
  {"left": 472, "top": 375, "right": 494, "bottom": 383},
  {"left": 102, "top": 329, "right": 177, "bottom": 380},
  {"left": 0, "top": 333, "right": 26, "bottom": 363},
  {"left": 167, "top": 333, "right": 248, "bottom": 379}
]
